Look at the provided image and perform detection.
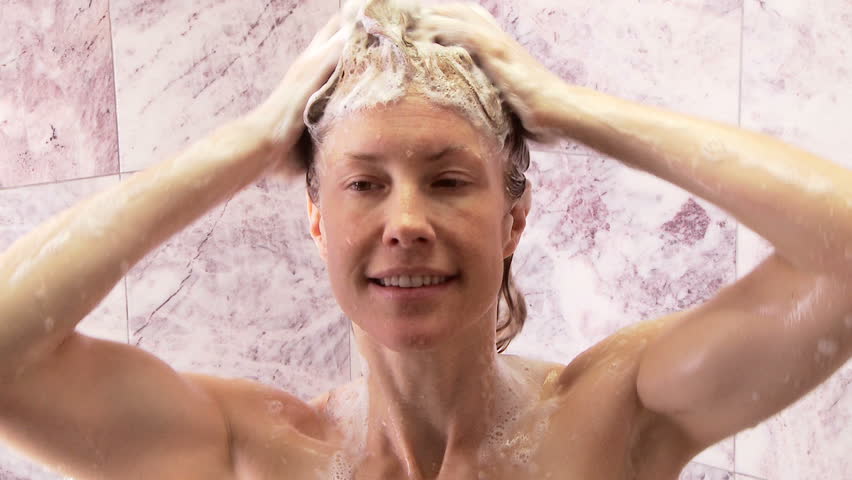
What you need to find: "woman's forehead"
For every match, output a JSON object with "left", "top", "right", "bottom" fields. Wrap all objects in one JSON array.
[{"left": 319, "top": 97, "right": 503, "bottom": 161}]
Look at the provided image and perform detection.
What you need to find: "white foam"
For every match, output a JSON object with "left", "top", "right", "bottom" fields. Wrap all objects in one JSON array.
[
  {"left": 327, "top": 450, "right": 354, "bottom": 480},
  {"left": 323, "top": 379, "right": 369, "bottom": 458},
  {"left": 475, "top": 359, "right": 555, "bottom": 471},
  {"left": 306, "top": 0, "right": 511, "bottom": 152}
]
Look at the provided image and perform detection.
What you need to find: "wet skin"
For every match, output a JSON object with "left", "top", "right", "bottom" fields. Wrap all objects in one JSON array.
[{"left": 198, "top": 96, "right": 700, "bottom": 480}]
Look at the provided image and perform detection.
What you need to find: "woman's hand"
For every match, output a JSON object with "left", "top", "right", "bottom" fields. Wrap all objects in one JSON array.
[
  {"left": 248, "top": 13, "right": 348, "bottom": 179},
  {"left": 411, "top": 3, "right": 565, "bottom": 140}
]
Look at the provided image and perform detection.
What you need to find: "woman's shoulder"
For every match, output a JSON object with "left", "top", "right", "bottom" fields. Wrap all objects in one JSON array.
[
  {"left": 309, "top": 377, "right": 369, "bottom": 449},
  {"left": 188, "top": 373, "right": 335, "bottom": 444},
  {"left": 541, "top": 316, "right": 687, "bottom": 394}
]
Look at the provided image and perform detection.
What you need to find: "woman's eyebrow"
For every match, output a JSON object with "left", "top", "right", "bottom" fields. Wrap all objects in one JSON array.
[{"left": 342, "top": 144, "right": 480, "bottom": 163}]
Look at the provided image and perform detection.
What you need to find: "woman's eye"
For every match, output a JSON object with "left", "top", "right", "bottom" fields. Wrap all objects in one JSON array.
[
  {"left": 434, "top": 178, "right": 468, "bottom": 188},
  {"left": 348, "top": 181, "right": 377, "bottom": 192}
]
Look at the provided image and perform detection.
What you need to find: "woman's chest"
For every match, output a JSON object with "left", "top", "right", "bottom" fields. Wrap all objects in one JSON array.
[{"left": 243, "top": 398, "right": 644, "bottom": 480}]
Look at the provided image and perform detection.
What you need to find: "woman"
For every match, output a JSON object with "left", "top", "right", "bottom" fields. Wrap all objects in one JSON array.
[{"left": 1, "top": 1, "right": 850, "bottom": 479}]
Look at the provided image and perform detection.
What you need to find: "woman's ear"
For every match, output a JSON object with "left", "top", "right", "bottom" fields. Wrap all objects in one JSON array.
[
  {"left": 502, "top": 179, "right": 533, "bottom": 258},
  {"left": 306, "top": 191, "right": 328, "bottom": 262}
]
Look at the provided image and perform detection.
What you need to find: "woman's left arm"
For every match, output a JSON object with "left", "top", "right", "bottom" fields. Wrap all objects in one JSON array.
[
  {"left": 564, "top": 75, "right": 852, "bottom": 445},
  {"left": 416, "top": 3, "right": 852, "bottom": 451},
  {"left": 542, "top": 83, "right": 852, "bottom": 277}
]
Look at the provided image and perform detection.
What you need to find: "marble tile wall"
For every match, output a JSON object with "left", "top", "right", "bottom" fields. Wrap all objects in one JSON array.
[{"left": 0, "top": 1, "right": 849, "bottom": 479}]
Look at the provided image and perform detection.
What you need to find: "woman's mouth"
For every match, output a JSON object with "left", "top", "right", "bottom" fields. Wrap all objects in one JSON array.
[
  {"left": 371, "top": 275, "right": 454, "bottom": 288},
  {"left": 367, "top": 274, "right": 459, "bottom": 299}
]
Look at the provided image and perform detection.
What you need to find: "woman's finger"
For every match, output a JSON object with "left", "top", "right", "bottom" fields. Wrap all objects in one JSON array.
[
  {"left": 468, "top": 4, "right": 501, "bottom": 28},
  {"left": 312, "top": 13, "right": 342, "bottom": 44},
  {"left": 418, "top": 16, "right": 482, "bottom": 50}
]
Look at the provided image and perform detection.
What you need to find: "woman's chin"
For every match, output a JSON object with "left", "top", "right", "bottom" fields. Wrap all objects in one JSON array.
[{"left": 360, "top": 320, "right": 452, "bottom": 353}]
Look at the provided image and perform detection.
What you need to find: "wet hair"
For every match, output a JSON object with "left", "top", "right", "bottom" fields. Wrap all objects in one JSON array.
[{"left": 297, "top": 0, "right": 531, "bottom": 352}]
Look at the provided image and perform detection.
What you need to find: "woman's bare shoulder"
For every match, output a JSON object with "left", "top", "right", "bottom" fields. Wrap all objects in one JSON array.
[
  {"left": 552, "top": 315, "right": 689, "bottom": 386},
  {"left": 185, "top": 373, "right": 331, "bottom": 441}
]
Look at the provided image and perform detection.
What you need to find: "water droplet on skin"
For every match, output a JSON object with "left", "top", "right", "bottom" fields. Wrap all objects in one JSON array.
[
  {"left": 816, "top": 338, "right": 838, "bottom": 357},
  {"left": 35, "top": 281, "right": 47, "bottom": 300},
  {"left": 267, "top": 400, "right": 284, "bottom": 415},
  {"left": 44, "top": 317, "right": 55, "bottom": 333}
]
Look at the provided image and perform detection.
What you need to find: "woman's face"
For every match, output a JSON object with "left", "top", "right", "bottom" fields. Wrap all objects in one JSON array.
[{"left": 307, "top": 95, "right": 529, "bottom": 351}]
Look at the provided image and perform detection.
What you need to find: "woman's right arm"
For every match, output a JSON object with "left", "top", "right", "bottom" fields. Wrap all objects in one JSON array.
[
  {"left": 0, "top": 116, "right": 282, "bottom": 479},
  {"left": 0, "top": 117, "right": 278, "bottom": 384},
  {"left": 0, "top": 13, "right": 345, "bottom": 479}
]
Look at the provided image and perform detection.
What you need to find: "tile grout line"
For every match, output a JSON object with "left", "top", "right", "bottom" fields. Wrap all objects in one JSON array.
[
  {"left": 734, "top": 0, "right": 747, "bottom": 474},
  {"left": 105, "top": 0, "right": 131, "bottom": 345}
]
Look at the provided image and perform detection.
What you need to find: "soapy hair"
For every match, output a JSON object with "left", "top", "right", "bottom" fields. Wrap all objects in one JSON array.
[{"left": 299, "top": 0, "right": 530, "bottom": 352}]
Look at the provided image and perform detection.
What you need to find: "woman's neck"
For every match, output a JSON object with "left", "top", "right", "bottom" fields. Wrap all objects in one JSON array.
[{"left": 351, "top": 314, "right": 534, "bottom": 478}]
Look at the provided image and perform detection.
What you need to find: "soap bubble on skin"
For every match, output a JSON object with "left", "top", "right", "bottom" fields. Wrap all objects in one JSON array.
[
  {"left": 476, "top": 361, "right": 556, "bottom": 470},
  {"left": 700, "top": 138, "right": 727, "bottom": 164},
  {"left": 327, "top": 451, "right": 354, "bottom": 480}
]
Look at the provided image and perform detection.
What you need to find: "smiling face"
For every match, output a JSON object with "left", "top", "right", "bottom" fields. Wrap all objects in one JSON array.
[{"left": 307, "top": 95, "right": 529, "bottom": 351}]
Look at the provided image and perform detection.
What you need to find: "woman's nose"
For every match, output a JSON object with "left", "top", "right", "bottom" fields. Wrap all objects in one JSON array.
[{"left": 381, "top": 188, "right": 435, "bottom": 248}]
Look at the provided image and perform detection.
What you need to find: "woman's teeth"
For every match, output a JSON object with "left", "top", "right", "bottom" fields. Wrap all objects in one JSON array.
[{"left": 378, "top": 275, "right": 450, "bottom": 288}]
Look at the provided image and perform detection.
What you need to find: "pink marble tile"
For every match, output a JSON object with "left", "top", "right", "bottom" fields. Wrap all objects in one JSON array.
[
  {"left": 680, "top": 462, "right": 735, "bottom": 480},
  {"left": 429, "top": 0, "right": 743, "bottom": 155},
  {"left": 503, "top": 149, "right": 737, "bottom": 466},
  {"left": 734, "top": 475, "right": 766, "bottom": 480},
  {"left": 0, "top": 176, "right": 127, "bottom": 480},
  {"left": 740, "top": 0, "right": 852, "bottom": 169},
  {"left": 0, "top": 0, "right": 118, "bottom": 189},
  {"left": 692, "top": 436, "right": 735, "bottom": 473},
  {"left": 110, "top": 0, "right": 348, "bottom": 402},
  {"left": 125, "top": 173, "right": 350, "bottom": 401},
  {"left": 0, "top": 445, "right": 60, "bottom": 480},
  {"left": 505, "top": 149, "right": 736, "bottom": 361},
  {"left": 109, "top": 0, "right": 340, "bottom": 172},
  {"left": 734, "top": 351, "right": 852, "bottom": 478},
  {"left": 733, "top": 0, "right": 852, "bottom": 478}
]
